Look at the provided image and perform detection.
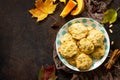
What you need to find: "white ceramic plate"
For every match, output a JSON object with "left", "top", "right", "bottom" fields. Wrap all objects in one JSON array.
[{"left": 55, "top": 18, "right": 110, "bottom": 72}]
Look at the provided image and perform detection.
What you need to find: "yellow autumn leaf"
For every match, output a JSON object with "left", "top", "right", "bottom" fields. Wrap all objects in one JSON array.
[{"left": 29, "top": 0, "right": 57, "bottom": 22}]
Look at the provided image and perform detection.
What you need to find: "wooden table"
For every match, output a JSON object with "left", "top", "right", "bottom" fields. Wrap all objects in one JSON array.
[{"left": 0, "top": 0, "right": 120, "bottom": 80}]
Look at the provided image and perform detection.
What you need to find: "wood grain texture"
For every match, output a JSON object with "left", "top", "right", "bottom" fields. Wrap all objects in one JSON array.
[{"left": 0, "top": 0, "right": 120, "bottom": 80}]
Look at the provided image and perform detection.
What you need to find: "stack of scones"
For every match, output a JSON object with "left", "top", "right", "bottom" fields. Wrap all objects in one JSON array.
[{"left": 58, "top": 23, "right": 105, "bottom": 70}]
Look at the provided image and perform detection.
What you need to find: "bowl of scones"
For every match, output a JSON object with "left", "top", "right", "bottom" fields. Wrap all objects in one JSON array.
[{"left": 56, "top": 18, "right": 110, "bottom": 71}]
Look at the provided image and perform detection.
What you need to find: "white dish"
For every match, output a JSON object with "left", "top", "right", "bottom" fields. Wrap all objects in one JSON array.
[{"left": 55, "top": 18, "right": 110, "bottom": 72}]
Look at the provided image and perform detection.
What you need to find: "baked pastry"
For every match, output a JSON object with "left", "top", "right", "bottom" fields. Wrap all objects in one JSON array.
[
  {"left": 91, "top": 44, "right": 105, "bottom": 59},
  {"left": 77, "top": 38, "right": 94, "bottom": 54},
  {"left": 68, "top": 23, "right": 88, "bottom": 40},
  {"left": 87, "top": 26, "right": 95, "bottom": 31},
  {"left": 87, "top": 29, "right": 104, "bottom": 47},
  {"left": 76, "top": 53, "right": 93, "bottom": 70},
  {"left": 61, "top": 33, "right": 74, "bottom": 43},
  {"left": 58, "top": 23, "right": 105, "bottom": 70},
  {"left": 66, "top": 58, "right": 76, "bottom": 66},
  {"left": 58, "top": 40, "right": 79, "bottom": 58}
]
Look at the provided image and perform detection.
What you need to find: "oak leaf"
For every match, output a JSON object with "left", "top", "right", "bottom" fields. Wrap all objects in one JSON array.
[{"left": 29, "top": 0, "right": 57, "bottom": 22}]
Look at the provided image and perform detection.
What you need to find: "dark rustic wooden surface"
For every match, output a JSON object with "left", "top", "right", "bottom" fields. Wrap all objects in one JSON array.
[{"left": 0, "top": 0, "right": 120, "bottom": 80}]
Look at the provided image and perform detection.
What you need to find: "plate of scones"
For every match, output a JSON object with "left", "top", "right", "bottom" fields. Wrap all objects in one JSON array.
[{"left": 56, "top": 18, "right": 110, "bottom": 71}]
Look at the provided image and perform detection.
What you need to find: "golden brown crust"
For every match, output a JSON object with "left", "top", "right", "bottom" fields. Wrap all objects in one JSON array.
[
  {"left": 91, "top": 44, "right": 105, "bottom": 59},
  {"left": 87, "top": 26, "right": 95, "bottom": 31},
  {"left": 66, "top": 58, "right": 76, "bottom": 66},
  {"left": 61, "top": 33, "right": 74, "bottom": 43},
  {"left": 87, "top": 29, "right": 104, "bottom": 47},
  {"left": 58, "top": 40, "right": 79, "bottom": 58},
  {"left": 68, "top": 23, "right": 88, "bottom": 40},
  {"left": 76, "top": 53, "right": 93, "bottom": 70},
  {"left": 77, "top": 38, "right": 94, "bottom": 54}
]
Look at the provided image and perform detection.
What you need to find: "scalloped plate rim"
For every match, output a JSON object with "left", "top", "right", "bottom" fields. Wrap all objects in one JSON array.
[{"left": 55, "top": 17, "right": 110, "bottom": 72}]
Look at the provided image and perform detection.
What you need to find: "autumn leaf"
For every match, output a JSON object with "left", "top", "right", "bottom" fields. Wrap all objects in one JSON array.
[
  {"left": 29, "top": 0, "right": 57, "bottom": 22},
  {"left": 38, "top": 65, "right": 57, "bottom": 80},
  {"left": 38, "top": 66, "right": 45, "bottom": 80},
  {"left": 102, "top": 9, "right": 118, "bottom": 24}
]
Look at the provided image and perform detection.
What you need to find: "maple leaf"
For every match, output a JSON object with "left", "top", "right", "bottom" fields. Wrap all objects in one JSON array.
[
  {"left": 29, "top": 0, "right": 57, "bottom": 22},
  {"left": 38, "top": 65, "right": 57, "bottom": 80}
]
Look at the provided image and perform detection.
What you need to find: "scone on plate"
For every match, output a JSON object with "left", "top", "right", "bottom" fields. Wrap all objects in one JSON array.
[
  {"left": 77, "top": 38, "right": 94, "bottom": 54},
  {"left": 66, "top": 58, "right": 76, "bottom": 66},
  {"left": 61, "top": 33, "right": 74, "bottom": 43},
  {"left": 87, "top": 29, "right": 104, "bottom": 47},
  {"left": 68, "top": 23, "right": 88, "bottom": 40},
  {"left": 66, "top": 52, "right": 81, "bottom": 67},
  {"left": 58, "top": 40, "right": 79, "bottom": 58},
  {"left": 87, "top": 26, "right": 95, "bottom": 31},
  {"left": 76, "top": 53, "right": 93, "bottom": 70},
  {"left": 91, "top": 44, "right": 105, "bottom": 59}
]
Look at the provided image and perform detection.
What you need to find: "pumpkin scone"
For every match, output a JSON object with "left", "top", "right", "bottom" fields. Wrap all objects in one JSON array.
[
  {"left": 66, "top": 58, "right": 76, "bottom": 66},
  {"left": 68, "top": 23, "right": 88, "bottom": 40},
  {"left": 58, "top": 40, "right": 79, "bottom": 58},
  {"left": 91, "top": 44, "right": 105, "bottom": 59},
  {"left": 87, "top": 26, "right": 95, "bottom": 31},
  {"left": 87, "top": 29, "right": 104, "bottom": 47},
  {"left": 76, "top": 53, "right": 93, "bottom": 70},
  {"left": 60, "top": 33, "right": 74, "bottom": 43},
  {"left": 77, "top": 38, "right": 94, "bottom": 55}
]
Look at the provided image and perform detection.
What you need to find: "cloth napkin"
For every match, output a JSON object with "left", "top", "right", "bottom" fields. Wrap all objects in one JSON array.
[{"left": 53, "top": 45, "right": 120, "bottom": 80}]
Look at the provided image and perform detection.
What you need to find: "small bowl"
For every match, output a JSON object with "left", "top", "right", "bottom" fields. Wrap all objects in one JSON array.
[{"left": 55, "top": 18, "right": 110, "bottom": 72}]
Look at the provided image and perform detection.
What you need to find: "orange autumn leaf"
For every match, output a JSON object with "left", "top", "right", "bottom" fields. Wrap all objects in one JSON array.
[{"left": 29, "top": 0, "right": 57, "bottom": 22}]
